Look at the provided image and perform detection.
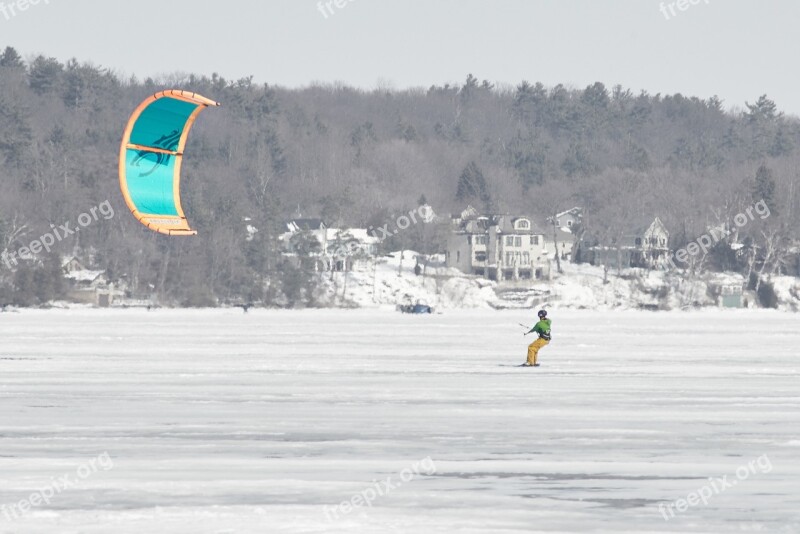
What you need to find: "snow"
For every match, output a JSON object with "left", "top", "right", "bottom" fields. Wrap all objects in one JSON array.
[
  {"left": 771, "top": 276, "right": 800, "bottom": 311},
  {"left": 324, "top": 253, "right": 781, "bottom": 311},
  {"left": 63, "top": 270, "right": 105, "bottom": 283},
  {"left": 1, "top": 308, "right": 799, "bottom": 532},
  {"left": 325, "top": 228, "right": 380, "bottom": 245}
]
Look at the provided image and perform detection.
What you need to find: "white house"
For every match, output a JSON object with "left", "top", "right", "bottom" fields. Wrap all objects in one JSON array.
[
  {"left": 446, "top": 208, "right": 551, "bottom": 281},
  {"left": 549, "top": 207, "right": 583, "bottom": 231},
  {"left": 279, "top": 219, "right": 379, "bottom": 272},
  {"left": 61, "top": 256, "right": 123, "bottom": 306},
  {"left": 590, "top": 217, "right": 671, "bottom": 270}
]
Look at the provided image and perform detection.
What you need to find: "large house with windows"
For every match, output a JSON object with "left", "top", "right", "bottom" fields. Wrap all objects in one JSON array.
[
  {"left": 446, "top": 207, "right": 551, "bottom": 281},
  {"left": 589, "top": 217, "right": 671, "bottom": 270}
]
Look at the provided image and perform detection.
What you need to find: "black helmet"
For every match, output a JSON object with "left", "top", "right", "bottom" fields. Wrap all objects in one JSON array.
[{"left": 537, "top": 309, "right": 547, "bottom": 318}]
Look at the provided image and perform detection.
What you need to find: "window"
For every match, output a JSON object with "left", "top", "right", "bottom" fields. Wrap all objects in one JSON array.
[
  {"left": 567, "top": 220, "right": 573, "bottom": 227},
  {"left": 505, "top": 236, "right": 514, "bottom": 246},
  {"left": 530, "top": 235, "right": 539, "bottom": 245},
  {"left": 522, "top": 252, "right": 530, "bottom": 265},
  {"left": 475, "top": 251, "right": 486, "bottom": 262},
  {"left": 505, "top": 252, "right": 514, "bottom": 264},
  {"left": 514, "top": 237, "right": 522, "bottom": 247},
  {"left": 475, "top": 236, "right": 486, "bottom": 245},
  {"left": 635, "top": 237, "right": 642, "bottom": 247},
  {"left": 457, "top": 251, "right": 460, "bottom": 262},
  {"left": 516, "top": 219, "right": 530, "bottom": 229},
  {"left": 467, "top": 235, "right": 472, "bottom": 245}
]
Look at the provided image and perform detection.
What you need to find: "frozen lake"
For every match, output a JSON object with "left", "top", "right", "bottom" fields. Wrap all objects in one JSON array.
[{"left": 1, "top": 308, "right": 798, "bottom": 533}]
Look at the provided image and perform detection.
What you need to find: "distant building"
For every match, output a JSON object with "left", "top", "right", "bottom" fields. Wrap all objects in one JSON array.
[
  {"left": 548, "top": 226, "right": 576, "bottom": 262},
  {"left": 61, "top": 256, "right": 123, "bottom": 306},
  {"left": 548, "top": 207, "right": 583, "bottom": 231},
  {"left": 323, "top": 228, "right": 380, "bottom": 271},
  {"left": 590, "top": 217, "right": 671, "bottom": 270},
  {"left": 279, "top": 219, "right": 379, "bottom": 272},
  {"left": 446, "top": 206, "right": 551, "bottom": 281},
  {"left": 285, "top": 218, "right": 327, "bottom": 233}
]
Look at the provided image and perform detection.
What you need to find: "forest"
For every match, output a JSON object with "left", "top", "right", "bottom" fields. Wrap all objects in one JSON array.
[{"left": 1, "top": 45, "right": 798, "bottom": 307}]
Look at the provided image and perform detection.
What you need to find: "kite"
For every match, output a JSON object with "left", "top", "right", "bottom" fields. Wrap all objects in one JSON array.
[{"left": 118, "top": 90, "right": 220, "bottom": 235}]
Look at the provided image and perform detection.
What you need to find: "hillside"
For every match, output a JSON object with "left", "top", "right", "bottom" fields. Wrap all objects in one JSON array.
[{"left": 1, "top": 46, "right": 799, "bottom": 307}]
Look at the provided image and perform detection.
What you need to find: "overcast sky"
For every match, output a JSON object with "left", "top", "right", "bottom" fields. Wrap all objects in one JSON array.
[{"left": 3, "top": 0, "right": 798, "bottom": 115}]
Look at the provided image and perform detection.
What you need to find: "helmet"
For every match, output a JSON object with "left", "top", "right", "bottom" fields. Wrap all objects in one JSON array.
[{"left": 537, "top": 309, "right": 547, "bottom": 318}]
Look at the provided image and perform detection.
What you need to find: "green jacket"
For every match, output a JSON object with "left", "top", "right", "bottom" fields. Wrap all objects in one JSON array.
[{"left": 528, "top": 318, "right": 552, "bottom": 340}]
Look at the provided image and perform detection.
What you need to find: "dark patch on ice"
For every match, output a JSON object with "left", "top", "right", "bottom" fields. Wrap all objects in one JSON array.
[
  {"left": 575, "top": 497, "right": 658, "bottom": 509},
  {"left": 7, "top": 489, "right": 318, "bottom": 511},
  {"left": 434, "top": 472, "right": 700, "bottom": 482},
  {"left": 516, "top": 493, "right": 659, "bottom": 509}
]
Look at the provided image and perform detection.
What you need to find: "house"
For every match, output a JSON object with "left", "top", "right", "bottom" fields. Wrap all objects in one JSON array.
[
  {"left": 590, "top": 217, "right": 671, "bottom": 270},
  {"left": 323, "top": 228, "right": 380, "bottom": 271},
  {"left": 547, "top": 226, "right": 576, "bottom": 262},
  {"left": 446, "top": 208, "right": 551, "bottom": 281},
  {"left": 548, "top": 207, "right": 583, "bottom": 231},
  {"left": 285, "top": 218, "right": 327, "bottom": 233},
  {"left": 279, "top": 219, "right": 379, "bottom": 272},
  {"left": 545, "top": 207, "right": 583, "bottom": 261},
  {"left": 61, "top": 256, "right": 123, "bottom": 306}
]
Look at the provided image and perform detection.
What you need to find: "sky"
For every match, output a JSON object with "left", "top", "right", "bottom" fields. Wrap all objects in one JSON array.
[{"left": 2, "top": 0, "right": 799, "bottom": 115}]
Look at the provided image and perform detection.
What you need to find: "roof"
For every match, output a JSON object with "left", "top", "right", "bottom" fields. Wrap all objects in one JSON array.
[
  {"left": 286, "top": 218, "right": 326, "bottom": 231},
  {"left": 495, "top": 216, "right": 547, "bottom": 235},
  {"left": 458, "top": 205, "right": 479, "bottom": 221},
  {"left": 628, "top": 216, "right": 669, "bottom": 237},
  {"left": 453, "top": 213, "right": 547, "bottom": 235},
  {"left": 64, "top": 270, "right": 105, "bottom": 283},
  {"left": 555, "top": 207, "right": 583, "bottom": 218},
  {"left": 326, "top": 228, "right": 380, "bottom": 244}
]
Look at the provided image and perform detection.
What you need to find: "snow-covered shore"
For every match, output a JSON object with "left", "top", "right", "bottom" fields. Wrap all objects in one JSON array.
[{"left": 317, "top": 251, "right": 800, "bottom": 312}]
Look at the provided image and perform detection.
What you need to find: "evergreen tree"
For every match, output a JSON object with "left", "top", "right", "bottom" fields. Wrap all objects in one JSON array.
[
  {"left": 456, "top": 161, "right": 492, "bottom": 211},
  {"left": 0, "top": 46, "right": 24, "bottom": 69},
  {"left": 28, "top": 56, "right": 64, "bottom": 95},
  {"left": 752, "top": 164, "right": 778, "bottom": 216}
]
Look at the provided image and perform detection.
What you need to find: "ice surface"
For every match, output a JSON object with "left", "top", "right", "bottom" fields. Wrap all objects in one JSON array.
[{"left": 1, "top": 308, "right": 799, "bottom": 532}]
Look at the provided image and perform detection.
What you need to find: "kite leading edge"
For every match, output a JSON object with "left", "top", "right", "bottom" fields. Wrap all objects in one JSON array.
[{"left": 118, "top": 90, "right": 220, "bottom": 235}]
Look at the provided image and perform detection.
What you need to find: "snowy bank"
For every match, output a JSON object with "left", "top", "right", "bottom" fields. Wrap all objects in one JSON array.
[{"left": 315, "top": 252, "right": 800, "bottom": 312}]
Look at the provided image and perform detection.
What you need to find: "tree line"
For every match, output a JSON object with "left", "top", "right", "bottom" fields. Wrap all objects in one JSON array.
[{"left": 1, "top": 46, "right": 798, "bottom": 307}]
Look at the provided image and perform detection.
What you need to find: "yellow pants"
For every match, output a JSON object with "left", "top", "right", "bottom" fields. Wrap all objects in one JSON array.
[{"left": 527, "top": 338, "right": 549, "bottom": 365}]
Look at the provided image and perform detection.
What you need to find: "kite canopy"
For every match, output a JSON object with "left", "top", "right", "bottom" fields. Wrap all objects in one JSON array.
[{"left": 119, "top": 90, "right": 220, "bottom": 235}]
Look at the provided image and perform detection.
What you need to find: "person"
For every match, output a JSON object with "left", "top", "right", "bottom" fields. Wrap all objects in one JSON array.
[{"left": 524, "top": 310, "right": 551, "bottom": 367}]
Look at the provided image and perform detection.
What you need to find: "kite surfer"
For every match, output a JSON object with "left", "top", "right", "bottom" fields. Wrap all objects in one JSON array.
[{"left": 523, "top": 309, "right": 551, "bottom": 367}]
